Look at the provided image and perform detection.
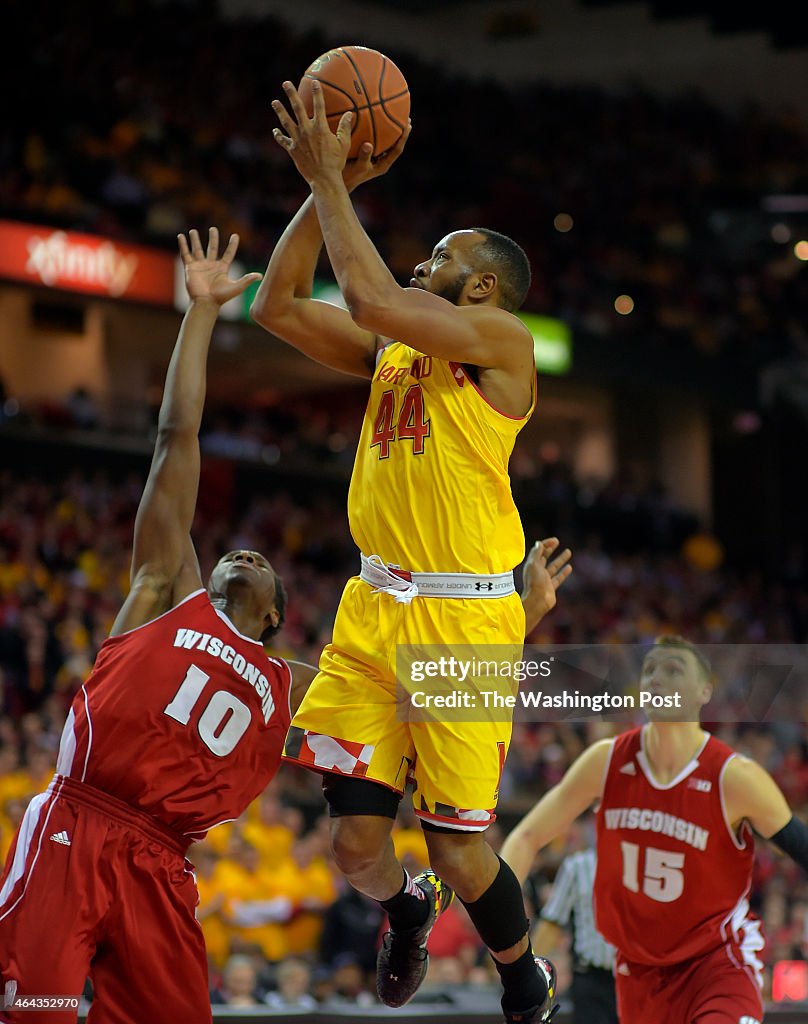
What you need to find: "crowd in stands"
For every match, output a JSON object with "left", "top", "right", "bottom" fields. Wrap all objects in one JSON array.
[
  {"left": 3, "top": 0, "right": 808, "bottom": 1008},
  {"left": 4, "top": 0, "right": 808, "bottom": 393},
  {"left": 0, "top": 466, "right": 806, "bottom": 1005}
]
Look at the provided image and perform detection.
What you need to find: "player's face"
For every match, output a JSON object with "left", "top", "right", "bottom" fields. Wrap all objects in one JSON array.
[
  {"left": 640, "top": 647, "right": 711, "bottom": 721},
  {"left": 208, "top": 550, "right": 277, "bottom": 610},
  {"left": 411, "top": 231, "right": 483, "bottom": 305}
]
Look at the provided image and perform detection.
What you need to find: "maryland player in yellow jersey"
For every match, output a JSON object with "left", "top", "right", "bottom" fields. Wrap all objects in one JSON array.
[
  {"left": 297, "top": 338, "right": 532, "bottom": 828},
  {"left": 252, "top": 79, "right": 571, "bottom": 1024}
]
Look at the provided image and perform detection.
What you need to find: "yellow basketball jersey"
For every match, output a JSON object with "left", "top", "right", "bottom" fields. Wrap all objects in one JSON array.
[{"left": 347, "top": 341, "right": 535, "bottom": 574}]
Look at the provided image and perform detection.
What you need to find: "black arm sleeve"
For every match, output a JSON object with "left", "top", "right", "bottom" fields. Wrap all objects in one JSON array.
[{"left": 770, "top": 815, "right": 808, "bottom": 873}]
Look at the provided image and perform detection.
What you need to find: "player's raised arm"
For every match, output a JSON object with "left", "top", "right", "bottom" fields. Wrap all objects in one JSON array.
[
  {"left": 271, "top": 81, "right": 534, "bottom": 378},
  {"left": 500, "top": 739, "right": 613, "bottom": 884},
  {"left": 251, "top": 116, "right": 410, "bottom": 379},
  {"left": 110, "top": 229, "right": 261, "bottom": 637}
]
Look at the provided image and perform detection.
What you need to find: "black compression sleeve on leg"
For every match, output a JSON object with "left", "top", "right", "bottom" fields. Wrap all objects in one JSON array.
[
  {"left": 322, "top": 773, "right": 402, "bottom": 818},
  {"left": 460, "top": 854, "right": 531, "bottom": 953},
  {"left": 770, "top": 815, "right": 808, "bottom": 872}
]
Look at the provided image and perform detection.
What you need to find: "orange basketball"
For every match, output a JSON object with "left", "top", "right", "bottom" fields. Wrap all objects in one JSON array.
[{"left": 298, "top": 46, "right": 410, "bottom": 159}]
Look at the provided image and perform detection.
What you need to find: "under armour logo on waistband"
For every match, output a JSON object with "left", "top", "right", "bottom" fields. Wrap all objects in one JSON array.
[{"left": 475, "top": 581, "right": 494, "bottom": 591}]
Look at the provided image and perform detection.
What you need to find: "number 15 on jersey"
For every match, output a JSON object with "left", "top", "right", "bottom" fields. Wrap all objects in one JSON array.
[{"left": 621, "top": 841, "right": 685, "bottom": 903}]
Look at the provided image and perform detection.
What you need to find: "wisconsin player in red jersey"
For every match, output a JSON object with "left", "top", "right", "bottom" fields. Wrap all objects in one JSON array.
[
  {"left": 501, "top": 636, "right": 808, "bottom": 1024},
  {"left": 0, "top": 229, "right": 318, "bottom": 1024}
]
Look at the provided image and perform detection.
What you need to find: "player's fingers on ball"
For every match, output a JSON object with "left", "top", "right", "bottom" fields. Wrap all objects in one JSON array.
[
  {"left": 272, "top": 128, "right": 294, "bottom": 150},
  {"left": 389, "top": 123, "right": 411, "bottom": 158},
  {"left": 336, "top": 111, "right": 354, "bottom": 141},
  {"left": 206, "top": 226, "right": 219, "bottom": 260},
  {"left": 271, "top": 99, "right": 297, "bottom": 136},
  {"left": 283, "top": 80, "right": 308, "bottom": 122},
  {"left": 311, "top": 79, "right": 327, "bottom": 120}
]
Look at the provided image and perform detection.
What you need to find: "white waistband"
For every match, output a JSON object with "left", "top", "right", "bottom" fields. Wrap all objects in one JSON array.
[{"left": 359, "top": 553, "right": 515, "bottom": 603}]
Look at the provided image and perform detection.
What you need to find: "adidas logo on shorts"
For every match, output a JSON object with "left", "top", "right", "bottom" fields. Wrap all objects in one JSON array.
[
  {"left": 4, "top": 981, "right": 18, "bottom": 1010},
  {"left": 50, "top": 830, "right": 71, "bottom": 846}
]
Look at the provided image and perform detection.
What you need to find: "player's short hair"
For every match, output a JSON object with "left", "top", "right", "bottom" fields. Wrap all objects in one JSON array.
[
  {"left": 469, "top": 228, "right": 531, "bottom": 312},
  {"left": 261, "top": 570, "right": 287, "bottom": 643},
  {"left": 651, "top": 635, "right": 712, "bottom": 682}
]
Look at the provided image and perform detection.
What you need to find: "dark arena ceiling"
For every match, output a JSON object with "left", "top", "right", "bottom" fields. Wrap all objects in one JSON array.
[{"left": 361, "top": 0, "right": 806, "bottom": 50}]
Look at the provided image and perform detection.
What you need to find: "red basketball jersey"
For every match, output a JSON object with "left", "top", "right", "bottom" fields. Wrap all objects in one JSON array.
[
  {"left": 55, "top": 590, "right": 292, "bottom": 840},
  {"left": 594, "top": 726, "right": 761, "bottom": 967}
]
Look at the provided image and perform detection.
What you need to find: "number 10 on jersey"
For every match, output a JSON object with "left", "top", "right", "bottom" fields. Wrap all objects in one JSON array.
[
  {"left": 371, "top": 385, "right": 430, "bottom": 459},
  {"left": 164, "top": 665, "right": 251, "bottom": 757}
]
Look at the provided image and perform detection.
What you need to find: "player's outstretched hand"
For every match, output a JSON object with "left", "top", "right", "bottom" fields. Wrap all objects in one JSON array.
[
  {"left": 177, "top": 228, "right": 262, "bottom": 307},
  {"left": 522, "top": 538, "right": 573, "bottom": 622},
  {"left": 343, "top": 120, "right": 412, "bottom": 193},
  {"left": 272, "top": 80, "right": 353, "bottom": 183}
]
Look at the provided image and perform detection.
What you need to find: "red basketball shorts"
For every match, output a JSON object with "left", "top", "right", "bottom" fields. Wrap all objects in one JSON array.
[
  {"left": 0, "top": 776, "right": 211, "bottom": 1024},
  {"left": 615, "top": 941, "right": 765, "bottom": 1024}
]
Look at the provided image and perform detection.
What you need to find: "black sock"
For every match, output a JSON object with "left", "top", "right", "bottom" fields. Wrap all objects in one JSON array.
[
  {"left": 379, "top": 869, "right": 430, "bottom": 931},
  {"left": 495, "top": 945, "right": 548, "bottom": 1012}
]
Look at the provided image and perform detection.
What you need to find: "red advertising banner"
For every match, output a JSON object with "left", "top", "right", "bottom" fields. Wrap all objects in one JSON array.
[{"left": 0, "top": 220, "right": 175, "bottom": 305}]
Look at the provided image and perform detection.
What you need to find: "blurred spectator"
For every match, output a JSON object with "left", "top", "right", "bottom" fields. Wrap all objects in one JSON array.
[
  {"left": 210, "top": 954, "right": 263, "bottom": 1007},
  {"left": 320, "top": 886, "right": 386, "bottom": 975},
  {"left": 264, "top": 958, "right": 317, "bottom": 1010},
  {"left": 327, "top": 953, "right": 375, "bottom": 1006},
  {"left": 284, "top": 831, "right": 338, "bottom": 957},
  {"left": 217, "top": 836, "right": 294, "bottom": 963},
  {"left": 66, "top": 388, "right": 100, "bottom": 431},
  {"left": 240, "top": 789, "right": 296, "bottom": 867},
  {"left": 428, "top": 900, "right": 483, "bottom": 963},
  {"left": 391, "top": 802, "right": 430, "bottom": 873}
]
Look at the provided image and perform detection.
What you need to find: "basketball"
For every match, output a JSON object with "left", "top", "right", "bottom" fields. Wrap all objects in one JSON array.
[{"left": 298, "top": 45, "right": 410, "bottom": 159}]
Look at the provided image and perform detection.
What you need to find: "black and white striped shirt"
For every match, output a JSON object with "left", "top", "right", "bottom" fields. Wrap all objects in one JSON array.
[{"left": 541, "top": 848, "right": 615, "bottom": 972}]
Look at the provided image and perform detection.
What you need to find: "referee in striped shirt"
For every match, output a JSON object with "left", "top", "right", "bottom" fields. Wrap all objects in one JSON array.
[{"left": 532, "top": 848, "right": 617, "bottom": 1024}]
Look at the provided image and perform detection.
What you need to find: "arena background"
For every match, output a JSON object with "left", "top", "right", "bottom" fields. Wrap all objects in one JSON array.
[{"left": 1, "top": 0, "right": 807, "bottom": 1018}]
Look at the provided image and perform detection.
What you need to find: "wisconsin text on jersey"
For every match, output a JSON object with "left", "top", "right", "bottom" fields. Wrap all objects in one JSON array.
[
  {"left": 173, "top": 628, "right": 276, "bottom": 722},
  {"left": 603, "top": 807, "right": 709, "bottom": 851}
]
